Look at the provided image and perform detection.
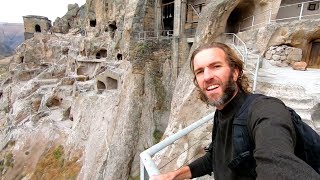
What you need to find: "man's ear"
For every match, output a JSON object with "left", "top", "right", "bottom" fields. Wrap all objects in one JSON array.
[{"left": 233, "top": 68, "right": 240, "bottom": 82}]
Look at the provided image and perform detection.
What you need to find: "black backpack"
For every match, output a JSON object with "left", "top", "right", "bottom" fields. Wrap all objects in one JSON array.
[{"left": 213, "top": 94, "right": 320, "bottom": 176}]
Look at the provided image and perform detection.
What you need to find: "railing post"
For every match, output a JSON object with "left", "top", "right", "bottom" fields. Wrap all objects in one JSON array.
[
  {"left": 268, "top": 10, "right": 272, "bottom": 23},
  {"left": 252, "top": 16, "right": 255, "bottom": 29},
  {"left": 253, "top": 56, "right": 260, "bottom": 93},
  {"left": 140, "top": 158, "right": 149, "bottom": 180},
  {"left": 299, "top": 3, "right": 304, "bottom": 20},
  {"left": 232, "top": 34, "right": 235, "bottom": 45}
]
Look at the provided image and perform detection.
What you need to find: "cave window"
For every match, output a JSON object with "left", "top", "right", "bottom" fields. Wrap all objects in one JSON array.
[
  {"left": 62, "top": 48, "right": 69, "bottom": 55},
  {"left": 108, "top": 21, "right": 117, "bottom": 31},
  {"left": 117, "top": 53, "right": 122, "bottom": 60},
  {"left": 35, "top": 24, "right": 41, "bottom": 32},
  {"left": 96, "top": 52, "right": 101, "bottom": 59},
  {"left": 308, "top": 2, "right": 319, "bottom": 11},
  {"left": 90, "top": 20, "right": 96, "bottom": 27},
  {"left": 106, "top": 77, "right": 118, "bottom": 90},
  {"left": 162, "top": 0, "right": 174, "bottom": 33},
  {"left": 97, "top": 80, "right": 106, "bottom": 93},
  {"left": 20, "top": 56, "right": 24, "bottom": 63},
  {"left": 96, "top": 49, "right": 107, "bottom": 59}
]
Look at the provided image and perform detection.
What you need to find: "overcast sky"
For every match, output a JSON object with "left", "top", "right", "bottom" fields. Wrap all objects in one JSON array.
[{"left": 0, "top": 0, "right": 86, "bottom": 23}]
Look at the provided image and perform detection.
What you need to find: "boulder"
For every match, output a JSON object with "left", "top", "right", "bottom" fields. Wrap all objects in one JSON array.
[{"left": 292, "top": 61, "right": 307, "bottom": 71}]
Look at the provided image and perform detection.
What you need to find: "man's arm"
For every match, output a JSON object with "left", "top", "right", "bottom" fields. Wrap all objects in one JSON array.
[
  {"left": 249, "top": 97, "right": 319, "bottom": 179},
  {"left": 150, "top": 166, "right": 192, "bottom": 180}
]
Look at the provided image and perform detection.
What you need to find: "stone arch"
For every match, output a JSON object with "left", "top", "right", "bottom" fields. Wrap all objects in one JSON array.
[
  {"left": 225, "top": 1, "right": 255, "bottom": 33},
  {"left": 96, "top": 49, "right": 107, "bottom": 59},
  {"left": 95, "top": 69, "right": 121, "bottom": 92},
  {"left": 97, "top": 80, "right": 106, "bottom": 93},
  {"left": 35, "top": 24, "right": 41, "bottom": 32}
]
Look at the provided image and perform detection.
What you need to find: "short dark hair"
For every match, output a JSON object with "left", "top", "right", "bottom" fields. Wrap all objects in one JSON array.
[{"left": 190, "top": 42, "right": 250, "bottom": 102}]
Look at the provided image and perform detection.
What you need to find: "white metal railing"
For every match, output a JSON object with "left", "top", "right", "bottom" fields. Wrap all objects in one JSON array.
[
  {"left": 224, "top": 33, "right": 248, "bottom": 65},
  {"left": 140, "top": 113, "right": 215, "bottom": 179},
  {"left": 223, "top": 33, "right": 259, "bottom": 92},
  {"left": 133, "top": 30, "right": 174, "bottom": 41},
  {"left": 188, "top": 4, "right": 200, "bottom": 17},
  {"left": 239, "top": 0, "right": 320, "bottom": 31}
]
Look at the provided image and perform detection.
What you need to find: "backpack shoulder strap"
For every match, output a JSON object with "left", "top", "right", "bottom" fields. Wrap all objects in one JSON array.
[{"left": 228, "top": 93, "right": 265, "bottom": 177}]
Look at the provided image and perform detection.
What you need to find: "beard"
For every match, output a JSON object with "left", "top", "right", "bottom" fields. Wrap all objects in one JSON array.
[{"left": 201, "top": 72, "right": 237, "bottom": 107}]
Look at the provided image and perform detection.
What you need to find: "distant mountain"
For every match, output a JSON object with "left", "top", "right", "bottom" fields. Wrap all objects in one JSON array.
[{"left": 0, "top": 23, "right": 24, "bottom": 59}]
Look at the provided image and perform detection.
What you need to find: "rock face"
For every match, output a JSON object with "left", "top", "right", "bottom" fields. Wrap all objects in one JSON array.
[{"left": 264, "top": 45, "right": 303, "bottom": 67}]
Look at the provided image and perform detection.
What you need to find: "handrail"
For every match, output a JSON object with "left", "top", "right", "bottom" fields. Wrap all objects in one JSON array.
[
  {"left": 188, "top": 4, "right": 200, "bottom": 17},
  {"left": 140, "top": 112, "right": 215, "bottom": 179},
  {"left": 224, "top": 33, "right": 248, "bottom": 65},
  {"left": 223, "top": 33, "right": 259, "bottom": 92},
  {"left": 239, "top": 0, "right": 320, "bottom": 32},
  {"left": 133, "top": 30, "right": 175, "bottom": 41}
]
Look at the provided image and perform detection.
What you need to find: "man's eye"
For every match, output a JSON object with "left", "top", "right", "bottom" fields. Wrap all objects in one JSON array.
[{"left": 195, "top": 70, "right": 203, "bottom": 75}]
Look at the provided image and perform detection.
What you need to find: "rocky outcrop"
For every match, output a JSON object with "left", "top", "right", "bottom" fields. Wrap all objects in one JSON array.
[
  {"left": 53, "top": 3, "right": 86, "bottom": 34},
  {"left": 264, "top": 45, "right": 303, "bottom": 67}
]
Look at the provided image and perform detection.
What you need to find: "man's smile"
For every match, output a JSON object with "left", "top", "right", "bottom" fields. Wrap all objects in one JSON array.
[{"left": 206, "top": 84, "right": 219, "bottom": 91}]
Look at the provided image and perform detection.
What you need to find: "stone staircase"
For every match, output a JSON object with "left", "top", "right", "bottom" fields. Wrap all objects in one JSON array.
[
  {"left": 227, "top": 38, "right": 320, "bottom": 132},
  {"left": 244, "top": 50, "right": 320, "bottom": 132}
]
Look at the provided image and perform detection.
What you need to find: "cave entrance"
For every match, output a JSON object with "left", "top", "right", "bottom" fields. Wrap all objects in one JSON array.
[
  {"left": 97, "top": 80, "right": 106, "bottom": 93},
  {"left": 96, "top": 49, "right": 107, "bottom": 59},
  {"left": 226, "top": 1, "right": 255, "bottom": 33},
  {"left": 35, "top": 24, "right": 41, "bottom": 32},
  {"left": 162, "top": 0, "right": 174, "bottom": 34},
  {"left": 307, "top": 40, "right": 320, "bottom": 68},
  {"left": 90, "top": 20, "right": 97, "bottom": 27}
]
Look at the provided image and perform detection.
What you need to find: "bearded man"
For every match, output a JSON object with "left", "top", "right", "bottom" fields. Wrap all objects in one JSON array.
[{"left": 151, "top": 42, "right": 319, "bottom": 180}]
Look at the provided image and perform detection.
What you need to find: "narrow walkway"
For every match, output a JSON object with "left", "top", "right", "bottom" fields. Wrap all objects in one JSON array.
[{"left": 257, "top": 65, "right": 320, "bottom": 95}]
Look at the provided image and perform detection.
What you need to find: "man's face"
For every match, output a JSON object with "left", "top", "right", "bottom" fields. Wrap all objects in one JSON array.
[{"left": 193, "top": 48, "right": 239, "bottom": 109}]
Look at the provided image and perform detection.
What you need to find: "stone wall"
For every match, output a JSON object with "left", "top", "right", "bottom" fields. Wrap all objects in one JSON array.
[
  {"left": 265, "top": 45, "right": 302, "bottom": 67},
  {"left": 23, "top": 16, "right": 51, "bottom": 38}
]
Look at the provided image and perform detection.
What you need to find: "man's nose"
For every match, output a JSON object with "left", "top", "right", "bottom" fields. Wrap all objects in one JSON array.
[{"left": 203, "top": 67, "right": 213, "bottom": 82}]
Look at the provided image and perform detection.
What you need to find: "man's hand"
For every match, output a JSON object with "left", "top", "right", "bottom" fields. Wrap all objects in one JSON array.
[
  {"left": 150, "top": 171, "right": 176, "bottom": 180},
  {"left": 149, "top": 166, "right": 192, "bottom": 180}
]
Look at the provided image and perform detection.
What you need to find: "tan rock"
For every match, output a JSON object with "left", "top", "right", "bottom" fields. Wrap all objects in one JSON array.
[{"left": 292, "top": 61, "right": 307, "bottom": 71}]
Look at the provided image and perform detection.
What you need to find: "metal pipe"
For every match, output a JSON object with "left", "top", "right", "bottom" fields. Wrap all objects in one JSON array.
[
  {"left": 188, "top": 4, "right": 200, "bottom": 17},
  {"left": 140, "top": 112, "right": 215, "bottom": 177},
  {"left": 253, "top": 56, "right": 260, "bottom": 93},
  {"left": 299, "top": 3, "right": 304, "bottom": 20}
]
